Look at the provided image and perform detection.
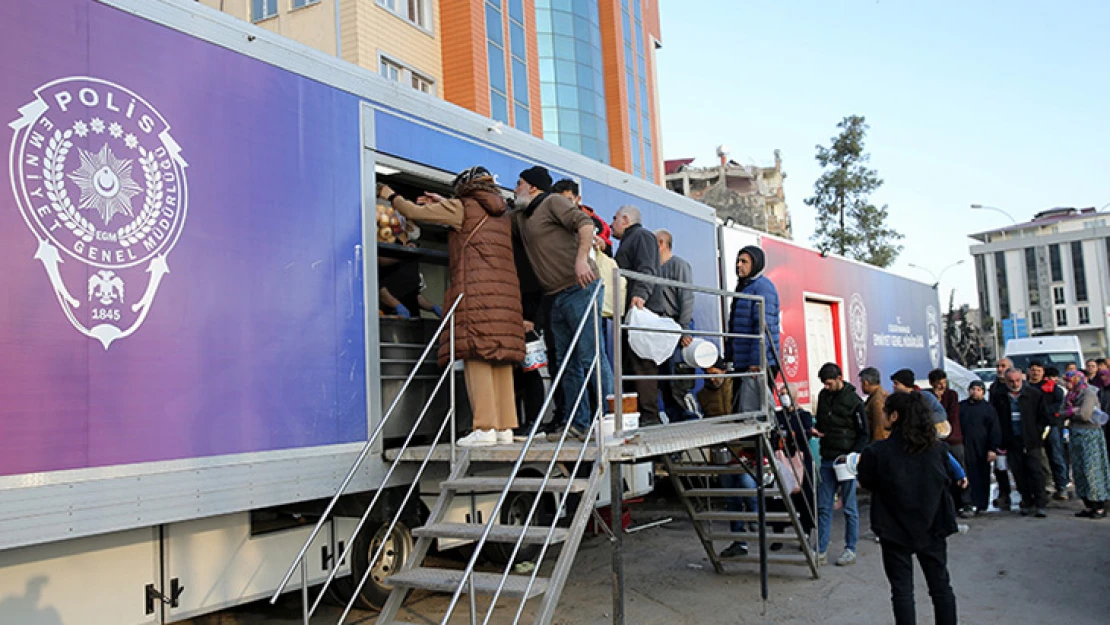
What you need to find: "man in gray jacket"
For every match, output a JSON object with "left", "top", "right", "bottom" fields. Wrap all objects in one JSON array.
[{"left": 656, "top": 228, "right": 699, "bottom": 421}]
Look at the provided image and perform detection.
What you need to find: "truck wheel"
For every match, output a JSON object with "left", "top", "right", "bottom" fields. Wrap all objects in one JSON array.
[
  {"left": 350, "top": 520, "right": 414, "bottom": 611},
  {"left": 487, "top": 491, "right": 545, "bottom": 566}
]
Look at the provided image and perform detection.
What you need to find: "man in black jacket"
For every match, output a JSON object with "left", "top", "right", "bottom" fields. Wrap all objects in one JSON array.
[
  {"left": 988, "top": 357, "right": 1015, "bottom": 509},
  {"left": 998, "top": 367, "right": 1050, "bottom": 516},
  {"left": 812, "top": 362, "right": 869, "bottom": 566},
  {"left": 612, "top": 205, "right": 665, "bottom": 424}
]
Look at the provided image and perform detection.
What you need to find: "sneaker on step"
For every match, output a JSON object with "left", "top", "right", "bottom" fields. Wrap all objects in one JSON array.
[
  {"left": 719, "top": 541, "right": 748, "bottom": 558},
  {"left": 457, "top": 429, "right": 497, "bottom": 447},
  {"left": 567, "top": 425, "right": 589, "bottom": 441},
  {"left": 816, "top": 551, "right": 827, "bottom": 566},
  {"left": 496, "top": 429, "right": 514, "bottom": 445},
  {"left": 835, "top": 549, "right": 856, "bottom": 566},
  {"left": 513, "top": 429, "right": 545, "bottom": 442}
]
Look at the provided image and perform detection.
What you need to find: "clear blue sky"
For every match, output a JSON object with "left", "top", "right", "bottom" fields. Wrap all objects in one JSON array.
[{"left": 655, "top": 0, "right": 1110, "bottom": 307}]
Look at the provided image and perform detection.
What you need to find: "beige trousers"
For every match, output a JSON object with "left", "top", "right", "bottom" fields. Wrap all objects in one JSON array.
[{"left": 464, "top": 360, "right": 519, "bottom": 431}]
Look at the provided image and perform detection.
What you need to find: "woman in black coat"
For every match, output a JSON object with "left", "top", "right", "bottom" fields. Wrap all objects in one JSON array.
[
  {"left": 858, "top": 391, "right": 960, "bottom": 625},
  {"left": 958, "top": 380, "right": 1002, "bottom": 513}
]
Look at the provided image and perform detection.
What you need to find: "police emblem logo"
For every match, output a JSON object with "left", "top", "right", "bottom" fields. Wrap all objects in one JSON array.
[
  {"left": 848, "top": 293, "right": 868, "bottom": 366},
  {"left": 8, "top": 77, "right": 187, "bottom": 348},
  {"left": 781, "top": 335, "right": 800, "bottom": 378},
  {"left": 926, "top": 305, "right": 941, "bottom": 368}
]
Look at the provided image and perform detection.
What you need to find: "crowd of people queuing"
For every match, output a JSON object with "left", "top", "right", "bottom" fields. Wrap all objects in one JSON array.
[
  {"left": 377, "top": 163, "right": 1110, "bottom": 625},
  {"left": 376, "top": 163, "right": 706, "bottom": 447}
]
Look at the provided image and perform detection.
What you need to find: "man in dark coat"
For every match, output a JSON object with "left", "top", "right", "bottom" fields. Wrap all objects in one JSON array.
[
  {"left": 998, "top": 367, "right": 1051, "bottom": 516},
  {"left": 813, "top": 362, "right": 868, "bottom": 566},
  {"left": 958, "top": 380, "right": 1002, "bottom": 512},
  {"left": 988, "top": 357, "right": 1015, "bottom": 509},
  {"left": 612, "top": 204, "right": 666, "bottom": 424}
]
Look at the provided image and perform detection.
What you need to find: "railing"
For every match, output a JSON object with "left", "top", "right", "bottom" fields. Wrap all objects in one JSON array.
[
  {"left": 439, "top": 280, "right": 607, "bottom": 625},
  {"left": 610, "top": 267, "right": 773, "bottom": 438},
  {"left": 269, "top": 293, "right": 466, "bottom": 623}
]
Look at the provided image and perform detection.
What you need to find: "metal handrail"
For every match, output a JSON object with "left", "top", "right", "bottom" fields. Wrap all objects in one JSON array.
[
  {"left": 309, "top": 360, "right": 454, "bottom": 617},
  {"left": 439, "top": 281, "right": 605, "bottom": 624},
  {"left": 482, "top": 317, "right": 603, "bottom": 624},
  {"left": 269, "top": 293, "right": 464, "bottom": 605}
]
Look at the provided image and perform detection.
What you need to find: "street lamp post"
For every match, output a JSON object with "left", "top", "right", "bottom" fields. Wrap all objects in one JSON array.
[
  {"left": 970, "top": 204, "right": 1018, "bottom": 224},
  {"left": 908, "top": 260, "right": 965, "bottom": 289}
]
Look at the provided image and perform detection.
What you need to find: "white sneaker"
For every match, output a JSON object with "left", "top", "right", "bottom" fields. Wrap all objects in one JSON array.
[
  {"left": 497, "top": 429, "right": 514, "bottom": 445},
  {"left": 457, "top": 429, "right": 497, "bottom": 447},
  {"left": 835, "top": 549, "right": 856, "bottom": 566}
]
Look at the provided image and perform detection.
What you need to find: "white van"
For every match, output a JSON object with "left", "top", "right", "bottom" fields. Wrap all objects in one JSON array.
[{"left": 1004, "top": 336, "right": 1084, "bottom": 372}]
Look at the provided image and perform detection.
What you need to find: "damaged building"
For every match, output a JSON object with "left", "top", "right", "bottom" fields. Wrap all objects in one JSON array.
[{"left": 664, "top": 147, "right": 792, "bottom": 239}]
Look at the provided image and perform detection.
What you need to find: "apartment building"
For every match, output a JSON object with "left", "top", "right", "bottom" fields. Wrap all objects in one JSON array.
[
  {"left": 203, "top": 0, "right": 662, "bottom": 182},
  {"left": 970, "top": 207, "right": 1110, "bottom": 356}
]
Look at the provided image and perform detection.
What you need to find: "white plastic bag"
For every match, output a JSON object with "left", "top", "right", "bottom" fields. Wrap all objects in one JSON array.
[{"left": 625, "top": 307, "right": 682, "bottom": 365}]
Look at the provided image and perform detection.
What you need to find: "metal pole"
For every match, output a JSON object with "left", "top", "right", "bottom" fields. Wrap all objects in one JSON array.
[
  {"left": 610, "top": 266, "right": 624, "bottom": 625},
  {"left": 450, "top": 313, "right": 457, "bottom": 470},
  {"left": 610, "top": 461, "right": 624, "bottom": 625},
  {"left": 300, "top": 559, "right": 309, "bottom": 625},
  {"left": 756, "top": 435, "right": 768, "bottom": 602},
  {"left": 594, "top": 295, "right": 605, "bottom": 457}
]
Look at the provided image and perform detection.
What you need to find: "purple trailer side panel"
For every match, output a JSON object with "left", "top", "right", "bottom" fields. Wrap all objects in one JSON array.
[{"left": 0, "top": 0, "right": 367, "bottom": 476}]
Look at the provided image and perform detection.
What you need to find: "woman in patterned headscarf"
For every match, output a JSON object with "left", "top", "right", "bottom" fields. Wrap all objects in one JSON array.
[{"left": 1061, "top": 370, "right": 1110, "bottom": 518}]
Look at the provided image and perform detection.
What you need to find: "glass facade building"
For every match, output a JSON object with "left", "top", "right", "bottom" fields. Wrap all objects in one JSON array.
[
  {"left": 535, "top": 0, "right": 609, "bottom": 163},
  {"left": 620, "top": 0, "right": 653, "bottom": 180}
]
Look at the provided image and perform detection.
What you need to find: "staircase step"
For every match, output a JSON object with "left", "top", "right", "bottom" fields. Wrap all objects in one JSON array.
[
  {"left": 441, "top": 477, "right": 588, "bottom": 494},
  {"left": 413, "top": 523, "right": 569, "bottom": 545},
  {"left": 387, "top": 567, "right": 548, "bottom": 599},
  {"left": 705, "top": 532, "right": 807, "bottom": 543},
  {"left": 683, "top": 488, "right": 782, "bottom": 498},
  {"left": 720, "top": 552, "right": 813, "bottom": 566},
  {"left": 669, "top": 464, "right": 761, "bottom": 476},
  {"left": 692, "top": 511, "right": 792, "bottom": 523}
]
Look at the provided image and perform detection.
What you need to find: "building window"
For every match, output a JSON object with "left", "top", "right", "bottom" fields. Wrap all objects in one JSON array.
[
  {"left": 1071, "top": 241, "right": 1088, "bottom": 302},
  {"left": 1031, "top": 310, "right": 1043, "bottom": 329},
  {"left": 1024, "top": 247, "right": 1040, "bottom": 308},
  {"left": 411, "top": 72, "right": 434, "bottom": 94},
  {"left": 975, "top": 255, "right": 989, "bottom": 317},
  {"left": 252, "top": 0, "right": 278, "bottom": 21},
  {"left": 379, "top": 56, "right": 436, "bottom": 95},
  {"left": 380, "top": 58, "right": 403, "bottom": 83},
  {"left": 291, "top": 0, "right": 319, "bottom": 9},
  {"left": 1079, "top": 306, "right": 1091, "bottom": 325},
  {"left": 1053, "top": 286, "right": 1065, "bottom": 305},
  {"left": 994, "top": 251, "right": 1010, "bottom": 319},
  {"left": 1049, "top": 244, "right": 1063, "bottom": 281},
  {"left": 508, "top": 0, "right": 529, "bottom": 132},
  {"left": 1056, "top": 309, "right": 1068, "bottom": 327},
  {"left": 376, "top": 0, "right": 432, "bottom": 30},
  {"left": 485, "top": 2, "right": 511, "bottom": 125}
]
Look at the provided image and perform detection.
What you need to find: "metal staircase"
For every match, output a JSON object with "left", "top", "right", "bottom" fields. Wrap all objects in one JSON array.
[
  {"left": 271, "top": 268, "right": 812, "bottom": 625},
  {"left": 663, "top": 435, "right": 819, "bottom": 580}
]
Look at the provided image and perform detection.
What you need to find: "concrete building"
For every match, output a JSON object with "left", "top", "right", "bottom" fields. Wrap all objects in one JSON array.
[
  {"left": 970, "top": 207, "right": 1110, "bottom": 357},
  {"left": 663, "top": 148, "right": 791, "bottom": 239},
  {"left": 203, "top": 0, "right": 662, "bottom": 183}
]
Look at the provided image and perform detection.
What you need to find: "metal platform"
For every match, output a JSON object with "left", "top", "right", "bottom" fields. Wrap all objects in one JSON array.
[{"left": 383, "top": 417, "right": 771, "bottom": 464}]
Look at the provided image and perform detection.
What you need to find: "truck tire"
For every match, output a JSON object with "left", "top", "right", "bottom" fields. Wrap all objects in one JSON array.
[
  {"left": 486, "top": 491, "right": 547, "bottom": 566},
  {"left": 349, "top": 519, "right": 414, "bottom": 611}
]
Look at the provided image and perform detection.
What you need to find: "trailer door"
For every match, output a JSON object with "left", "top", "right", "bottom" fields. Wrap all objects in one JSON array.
[{"left": 805, "top": 300, "right": 839, "bottom": 403}]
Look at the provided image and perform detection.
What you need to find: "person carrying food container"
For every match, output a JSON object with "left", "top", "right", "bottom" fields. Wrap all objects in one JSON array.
[
  {"left": 812, "top": 362, "right": 868, "bottom": 567},
  {"left": 379, "top": 166, "right": 525, "bottom": 447}
]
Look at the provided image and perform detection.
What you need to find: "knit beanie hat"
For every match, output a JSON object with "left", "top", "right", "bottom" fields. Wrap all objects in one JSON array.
[{"left": 519, "top": 166, "right": 552, "bottom": 192}]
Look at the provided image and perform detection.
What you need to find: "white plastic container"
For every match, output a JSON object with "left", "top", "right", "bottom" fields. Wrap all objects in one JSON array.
[
  {"left": 600, "top": 412, "right": 640, "bottom": 444},
  {"left": 994, "top": 453, "right": 1008, "bottom": 471},
  {"left": 833, "top": 453, "right": 859, "bottom": 481},
  {"left": 682, "top": 338, "right": 719, "bottom": 368}
]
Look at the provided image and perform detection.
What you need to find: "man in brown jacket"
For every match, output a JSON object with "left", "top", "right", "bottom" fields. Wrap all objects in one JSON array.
[
  {"left": 513, "top": 166, "right": 613, "bottom": 440},
  {"left": 859, "top": 367, "right": 890, "bottom": 441}
]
